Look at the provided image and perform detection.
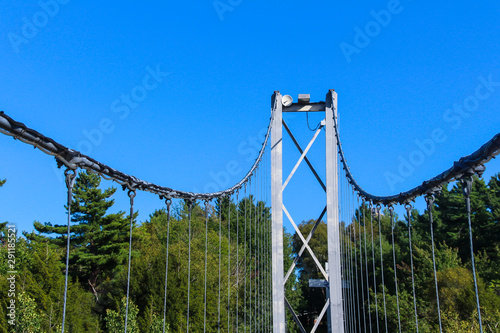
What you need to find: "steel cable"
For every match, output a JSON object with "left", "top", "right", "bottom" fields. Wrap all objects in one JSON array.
[
  {"left": 124, "top": 189, "right": 136, "bottom": 333},
  {"left": 363, "top": 200, "right": 373, "bottom": 333},
  {"left": 163, "top": 198, "right": 172, "bottom": 333},
  {"left": 388, "top": 206, "right": 402, "bottom": 333},
  {"left": 406, "top": 204, "right": 419, "bottom": 333},
  {"left": 61, "top": 169, "right": 76, "bottom": 333},
  {"left": 425, "top": 195, "right": 443, "bottom": 333},
  {"left": 376, "top": 205, "right": 388, "bottom": 333},
  {"left": 349, "top": 189, "right": 356, "bottom": 333},
  {"left": 244, "top": 183, "right": 248, "bottom": 332},
  {"left": 461, "top": 176, "right": 484, "bottom": 332},
  {"left": 236, "top": 192, "right": 240, "bottom": 332},
  {"left": 204, "top": 200, "right": 209, "bottom": 333},
  {"left": 186, "top": 201, "right": 193, "bottom": 332},
  {"left": 218, "top": 199, "right": 222, "bottom": 333},
  {"left": 327, "top": 105, "right": 500, "bottom": 205},
  {"left": 370, "top": 202, "right": 380, "bottom": 333},
  {"left": 0, "top": 111, "right": 278, "bottom": 201},
  {"left": 353, "top": 190, "right": 361, "bottom": 332},
  {"left": 228, "top": 195, "right": 232, "bottom": 332},
  {"left": 357, "top": 196, "right": 367, "bottom": 333}
]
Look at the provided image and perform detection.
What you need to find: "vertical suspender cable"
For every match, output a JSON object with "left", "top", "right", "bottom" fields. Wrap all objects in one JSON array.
[
  {"left": 124, "top": 189, "right": 136, "bottom": 333},
  {"left": 244, "top": 184, "right": 248, "bottom": 332},
  {"left": 339, "top": 167, "right": 345, "bottom": 329},
  {"left": 406, "top": 203, "right": 419, "bottom": 333},
  {"left": 461, "top": 176, "right": 484, "bottom": 332},
  {"left": 388, "top": 206, "right": 402, "bottom": 333},
  {"left": 260, "top": 194, "right": 264, "bottom": 333},
  {"left": 357, "top": 196, "right": 367, "bottom": 333},
  {"left": 218, "top": 198, "right": 222, "bottom": 333},
  {"left": 349, "top": 192, "right": 356, "bottom": 333},
  {"left": 249, "top": 180, "right": 253, "bottom": 333},
  {"left": 259, "top": 172, "right": 265, "bottom": 332},
  {"left": 350, "top": 215, "right": 357, "bottom": 333},
  {"left": 268, "top": 200, "right": 272, "bottom": 332},
  {"left": 370, "top": 202, "right": 380, "bottom": 333},
  {"left": 259, "top": 172, "right": 266, "bottom": 332},
  {"left": 163, "top": 198, "right": 172, "bottom": 333},
  {"left": 266, "top": 202, "right": 270, "bottom": 332},
  {"left": 236, "top": 192, "right": 240, "bottom": 332},
  {"left": 254, "top": 174, "right": 258, "bottom": 331},
  {"left": 204, "top": 200, "right": 209, "bottom": 333},
  {"left": 425, "top": 195, "right": 443, "bottom": 333},
  {"left": 340, "top": 170, "right": 347, "bottom": 332},
  {"left": 376, "top": 205, "right": 388, "bottom": 333},
  {"left": 345, "top": 185, "right": 352, "bottom": 333},
  {"left": 363, "top": 200, "right": 372, "bottom": 333},
  {"left": 61, "top": 169, "right": 76, "bottom": 333},
  {"left": 187, "top": 201, "right": 193, "bottom": 332},
  {"left": 255, "top": 177, "right": 260, "bottom": 332},
  {"left": 228, "top": 195, "right": 232, "bottom": 332},
  {"left": 348, "top": 179, "right": 354, "bottom": 333},
  {"left": 261, "top": 202, "right": 264, "bottom": 331},
  {"left": 353, "top": 190, "right": 361, "bottom": 332},
  {"left": 343, "top": 172, "right": 351, "bottom": 333},
  {"left": 266, "top": 151, "right": 271, "bottom": 332},
  {"left": 266, "top": 205, "right": 270, "bottom": 332}
]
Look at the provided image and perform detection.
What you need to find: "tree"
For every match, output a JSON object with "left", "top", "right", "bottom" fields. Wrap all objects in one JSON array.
[
  {"left": 105, "top": 297, "right": 140, "bottom": 332},
  {"left": 16, "top": 292, "right": 43, "bottom": 332},
  {"left": 292, "top": 219, "right": 328, "bottom": 331},
  {"left": 25, "top": 170, "right": 136, "bottom": 302}
]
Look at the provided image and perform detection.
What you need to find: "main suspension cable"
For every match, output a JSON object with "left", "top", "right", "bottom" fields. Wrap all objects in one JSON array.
[
  {"left": 327, "top": 102, "right": 500, "bottom": 205},
  {"left": 0, "top": 108, "right": 276, "bottom": 201}
]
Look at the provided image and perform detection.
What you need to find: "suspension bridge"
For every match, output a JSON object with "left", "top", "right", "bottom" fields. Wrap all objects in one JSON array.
[{"left": 1, "top": 89, "right": 499, "bottom": 332}]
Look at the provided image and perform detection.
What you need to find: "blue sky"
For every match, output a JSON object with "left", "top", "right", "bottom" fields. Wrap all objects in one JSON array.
[{"left": 1, "top": 0, "right": 499, "bottom": 233}]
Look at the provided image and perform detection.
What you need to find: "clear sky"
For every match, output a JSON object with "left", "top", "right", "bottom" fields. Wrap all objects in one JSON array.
[{"left": 1, "top": 0, "right": 499, "bottom": 233}]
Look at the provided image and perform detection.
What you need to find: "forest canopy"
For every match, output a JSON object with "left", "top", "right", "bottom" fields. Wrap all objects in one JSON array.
[{"left": 1, "top": 172, "right": 499, "bottom": 332}]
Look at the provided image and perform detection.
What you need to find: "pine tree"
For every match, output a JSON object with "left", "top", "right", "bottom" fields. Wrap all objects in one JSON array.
[{"left": 25, "top": 170, "right": 136, "bottom": 301}]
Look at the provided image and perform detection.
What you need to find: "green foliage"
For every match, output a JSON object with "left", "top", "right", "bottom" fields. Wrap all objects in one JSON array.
[
  {"left": 25, "top": 170, "right": 136, "bottom": 305},
  {"left": 17, "top": 292, "right": 43, "bottom": 332},
  {"left": 2, "top": 170, "right": 499, "bottom": 332},
  {"left": 322, "top": 176, "right": 500, "bottom": 332},
  {"left": 105, "top": 297, "right": 139, "bottom": 332},
  {"left": 291, "top": 219, "right": 328, "bottom": 330}
]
